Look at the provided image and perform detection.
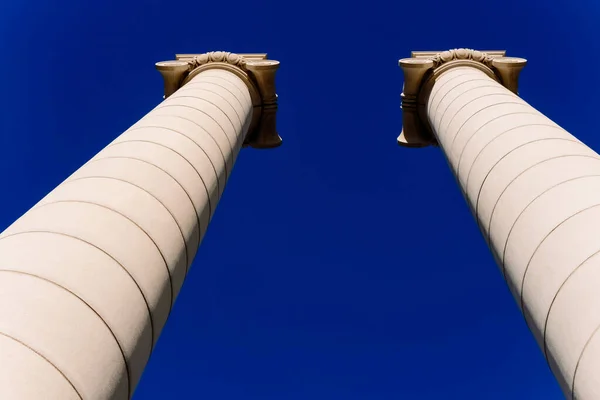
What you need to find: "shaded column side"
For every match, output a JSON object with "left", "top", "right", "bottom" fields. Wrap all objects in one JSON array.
[
  {"left": 0, "top": 69, "right": 253, "bottom": 400},
  {"left": 427, "top": 66, "right": 600, "bottom": 400}
]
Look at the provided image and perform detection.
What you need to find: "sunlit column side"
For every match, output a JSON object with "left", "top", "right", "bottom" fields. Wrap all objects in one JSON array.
[
  {"left": 0, "top": 53, "right": 280, "bottom": 400},
  {"left": 399, "top": 49, "right": 600, "bottom": 400}
]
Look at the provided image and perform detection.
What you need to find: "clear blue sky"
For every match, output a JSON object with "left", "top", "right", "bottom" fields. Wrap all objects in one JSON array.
[{"left": 1, "top": 0, "right": 599, "bottom": 398}]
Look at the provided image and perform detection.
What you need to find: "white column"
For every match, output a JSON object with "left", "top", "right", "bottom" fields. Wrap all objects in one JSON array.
[
  {"left": 0, "top": 67, "right": 253, "bottom": 399},
  {"left": 427, "top": 65, "right": 600, "bottom": 399}
]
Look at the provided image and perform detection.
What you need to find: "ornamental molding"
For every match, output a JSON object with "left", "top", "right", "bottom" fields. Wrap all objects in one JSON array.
[
  {"left": 411, "top": 49, "right": 506, "bottom": 68},
  {"left": 430, "top": 48, "right": 495, "bottom": 68},
  {"left": 186, "top": 51, "right": 249, "bottom": 70}
]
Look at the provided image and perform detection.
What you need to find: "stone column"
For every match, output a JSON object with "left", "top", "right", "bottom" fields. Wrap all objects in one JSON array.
[
  {"left": 398, "top": 48, "right": 600, "bottom": 399},
  {"left": 0, "top": 51, "right": 281, "bottom": 400}
]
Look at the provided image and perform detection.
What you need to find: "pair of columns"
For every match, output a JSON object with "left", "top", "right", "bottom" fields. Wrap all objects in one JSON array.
[{"left": 0, "top": 48, "right": 597, "bottom": 399}]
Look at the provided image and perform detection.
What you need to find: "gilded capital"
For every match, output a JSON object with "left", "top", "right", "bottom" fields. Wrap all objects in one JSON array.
[
  {"left": 397, "top": 48, "right": 527, "bottom": 148},
  {"left": 155, "top": 51, "right": 282, "bottom": 149}
]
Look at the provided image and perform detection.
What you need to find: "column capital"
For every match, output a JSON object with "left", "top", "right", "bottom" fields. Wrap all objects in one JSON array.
[
  {"left": 155, "top": 51, "right": 281, "bottom": 149},
  {"left": 397, "top": 48, "right": 527, "bottom": 148}
]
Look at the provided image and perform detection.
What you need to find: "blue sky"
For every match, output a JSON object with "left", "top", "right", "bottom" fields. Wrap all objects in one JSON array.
[{"left": 1, "top": 0, "right": 599, "bottom": 398}]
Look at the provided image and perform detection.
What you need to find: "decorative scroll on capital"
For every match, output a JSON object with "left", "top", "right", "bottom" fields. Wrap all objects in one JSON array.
[
  {"left": 397, "top": 48, "right": 527, "bottom": 148},
  {"left": 155, "top": 51, "right": 281, "bottom": 149},
  {"left": 397, "top": 58, "right": 436, "bottom": 148}
]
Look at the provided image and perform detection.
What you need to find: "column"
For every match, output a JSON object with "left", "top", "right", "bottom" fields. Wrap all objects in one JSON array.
[
  {"left": 0, "top": 51, "right": 280, "bottom": 400},
  {"left": 399, "top": 49, "right": 600, "bottom": 399}
]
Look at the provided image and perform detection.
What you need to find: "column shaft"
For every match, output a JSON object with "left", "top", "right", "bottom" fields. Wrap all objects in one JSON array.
[
  {"left": 427, "top": 66, "right": 600, "bottom": 399},
  {"left": 0, "top": 68, "right": 252, "bottom": 400}
]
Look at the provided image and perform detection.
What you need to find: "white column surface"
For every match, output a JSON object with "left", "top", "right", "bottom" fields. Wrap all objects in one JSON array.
[
  {"left": 427, "top": 66, "right": 600, "bottom": 399},
  {"left": 0, "top": 68, "right": 253, "bottom": 400}
]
